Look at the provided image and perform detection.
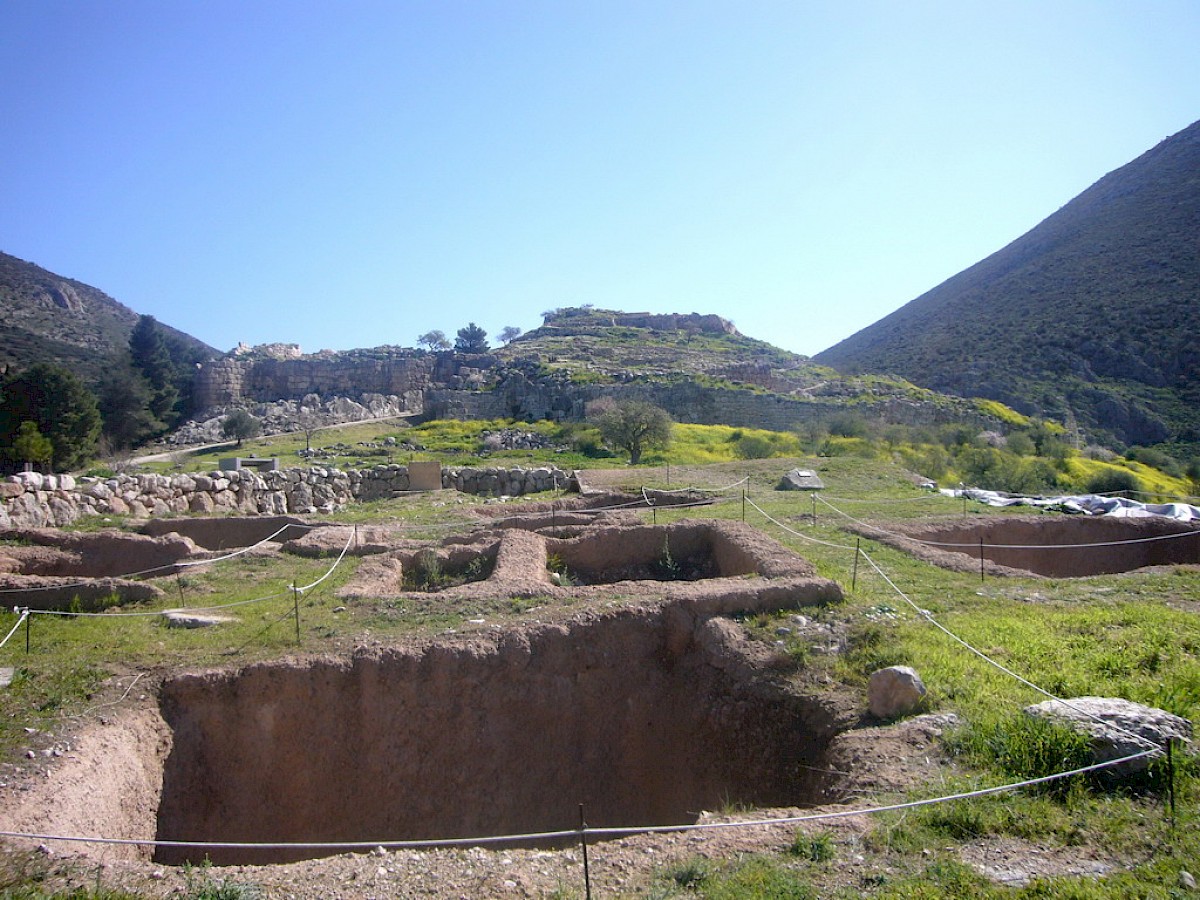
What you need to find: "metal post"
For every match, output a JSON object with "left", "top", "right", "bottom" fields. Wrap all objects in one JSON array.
[
  {"left": 579, "top": 804, "right": 592, "bottom": 900},
  {"left": 176, "top": 574, "right": 186, "bottom": 608},
  {"left": 742, "top": 489, "right": 746, "bottom": 522},
  {"left": 852, "top": 539, "right": 860, "bottom": 591},
  {"left": 811, "top": 493, "right": 817, "bottom": 524},
  {"left": 979, "top": 537, "right": 986, "bottom": 584},
  {"left": 292, "top": 583, "right": 301, "bottom": 645},
  {"left": 1167, "top": 738, "right": 1177, "bottom": 828},
  {"left": 25, "top": 609, "right": 31, "bottom": 654}
]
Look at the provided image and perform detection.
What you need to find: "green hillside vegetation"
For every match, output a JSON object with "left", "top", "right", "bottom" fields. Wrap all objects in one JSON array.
[
  {"left": 133, "top": 416, "right": 1197, "bottom": 500},
  {"left": 816, "top": 119, "right": 1200, "bottom": 454},
  {"left": 0, "top": 252, "right": 216, "bottom": 386},
  {"left": 1, "top": 454, "right": 1196, "bottom": 897}
]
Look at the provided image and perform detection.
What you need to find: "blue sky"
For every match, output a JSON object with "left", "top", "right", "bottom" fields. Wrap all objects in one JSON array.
[{"left": 2, "top": 1, "right": 1198, "bottom": 358}]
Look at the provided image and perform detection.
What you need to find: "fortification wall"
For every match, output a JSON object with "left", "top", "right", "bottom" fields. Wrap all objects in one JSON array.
[{"left": 0, "top": 465, "right": 571, "bottom": 529}]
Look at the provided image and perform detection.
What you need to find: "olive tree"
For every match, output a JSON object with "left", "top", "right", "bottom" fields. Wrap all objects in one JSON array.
[
  {"left": 221, "top": 409, "right": 262, "bottom": 448},
  {"left": 587, "top": 398, "right": 672, "bottom": 465}
]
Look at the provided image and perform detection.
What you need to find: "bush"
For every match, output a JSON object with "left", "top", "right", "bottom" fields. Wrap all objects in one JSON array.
[
  {"left": 735, "top": 434, "right": 775, "bottom": 459},
  {"left": 1084, "top": 467, "right": 1142, "bottom": 496}
]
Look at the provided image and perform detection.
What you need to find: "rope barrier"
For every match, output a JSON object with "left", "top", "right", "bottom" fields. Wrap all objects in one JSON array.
[
  {"left": 0, "top": 747, "right": 1154, "bottom": 854},
  {"left": 0, "top": 608, "right": 29, "bottom": 650},
  {"left": 646, "top": 476, "right": 750, "bottom": 495},
  {"left": 747, "top": 496, "right": 1162, "bottom": 752},
  {"left": 0, "top": 522, "right": 309, "bottom": 595}
]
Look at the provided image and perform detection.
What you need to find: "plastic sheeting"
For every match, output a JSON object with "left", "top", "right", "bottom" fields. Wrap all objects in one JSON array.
[{"left": 939, "top": 488, "right": 1200, "bottom": 522}]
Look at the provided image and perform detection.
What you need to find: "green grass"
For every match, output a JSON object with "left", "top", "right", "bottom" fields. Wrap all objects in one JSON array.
[{"left": 3, "top": 448, "right": 1200, "bottom": 898}]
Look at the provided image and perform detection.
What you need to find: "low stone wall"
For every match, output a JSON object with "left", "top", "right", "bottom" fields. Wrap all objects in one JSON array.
[{"left": 0, "top": 465, "right": 573, "bottom": 529}]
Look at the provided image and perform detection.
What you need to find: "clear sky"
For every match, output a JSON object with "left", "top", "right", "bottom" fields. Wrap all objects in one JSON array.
[{"left": 2, "top": 2, "right": 1198, "bottom": 359}]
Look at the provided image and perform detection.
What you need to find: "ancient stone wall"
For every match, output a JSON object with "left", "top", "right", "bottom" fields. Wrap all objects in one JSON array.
[
  {"left": 194, "top": 346, "right": 986, "bottom": 435},
  {"left": 192, "top": 350, "right": 498, "bottom": 411},
  {"left": 0, "top": 465, "right": 571, "bottom": 529}
]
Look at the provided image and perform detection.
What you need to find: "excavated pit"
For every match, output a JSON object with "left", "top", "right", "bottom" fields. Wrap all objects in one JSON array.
[
  {"left": 867, "top": 515, "right": 1200, "bottom": 578},
  {"left": 153, "top": 608, "right": 845, "bottom": 865},
  {"left": 0, "top": 528, "right": 198, "bottom": 609},
  {"left": 142, "top": 516, "right": 315, "bottom": 550}
]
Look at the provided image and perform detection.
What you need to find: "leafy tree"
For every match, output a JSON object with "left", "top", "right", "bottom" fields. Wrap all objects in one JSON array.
[
  {"left": 417, "top": 330, "right": 451, "bottom": 351},
  {"left": 0, "top": 363, "right": 102, "bottom": 472},
  {"left": 10, "top": 421, "right": 53, "bottom": 470},
  {"left": 498, "top": 326, "right": 522, "bottom": 345},
  {"left": 454, "top": 322, "right": 490, "bottom": 354},
  {"left": 129, "top": 315, "right": 180, "bottom": 427},
  {"left": 221, "top": 409, "right": 261, "bottom": 447},
  {"left": 588, "top": 398, "right": 672, "bottom": 465}
]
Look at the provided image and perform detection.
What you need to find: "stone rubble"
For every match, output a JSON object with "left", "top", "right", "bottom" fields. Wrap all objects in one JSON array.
[{"left": 0, "top": 465, "right": 573, "bottom": 529}]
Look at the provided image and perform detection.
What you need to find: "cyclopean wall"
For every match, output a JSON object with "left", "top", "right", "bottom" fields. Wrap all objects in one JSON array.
[{"left": 0, "top": 465, "right": 572, "bottom": 529}]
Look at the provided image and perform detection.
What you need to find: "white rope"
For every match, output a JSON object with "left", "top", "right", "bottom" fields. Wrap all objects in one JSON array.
[
  {"left": 174, "top": 522, "right": 304, "bottom": 567},
  {"left": 0, "top": 608, "right": 29, "bottom": 649},
  {"left": 0, "top": 747, "right": 1154, "bottom": 853},
  {"left": 648, "top": 476, "right": 750, "bottom": 495},
  {"left": 28, "top": 590, "right": 295, "bottom": 618},
  {"left": 294, "top": 526, "right": 356, "bottom": 593},
  {"left": 0, "top": 522, "right": 309, "bottom": 595},
  {"left": 746, "top": 497, "right": 1161, "bottom": 752},
  {"left": 745, "top": 497, "right": 858, "bottom": 552}
]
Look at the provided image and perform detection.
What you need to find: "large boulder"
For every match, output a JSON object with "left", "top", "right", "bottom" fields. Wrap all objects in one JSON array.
[
  {"left": 1024, "top": 696, "right": 1192, "bottom": 776},
  {"left": 777, "top": 468, "right": 825, "bottom": 491}
]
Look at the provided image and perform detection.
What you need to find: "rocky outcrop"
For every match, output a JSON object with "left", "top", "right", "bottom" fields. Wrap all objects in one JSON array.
[{"left": 0, "top": 465, "right": 573, "bottom": 529}]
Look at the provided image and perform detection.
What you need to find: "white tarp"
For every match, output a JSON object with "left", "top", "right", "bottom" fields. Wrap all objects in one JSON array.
[{"left": 939, "top": 488, "right": 1200, "bottom": 522}]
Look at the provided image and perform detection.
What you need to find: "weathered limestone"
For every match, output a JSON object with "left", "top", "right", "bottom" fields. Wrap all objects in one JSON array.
[
  {"left": 868, "top": 665, "right": 927, "bottom": 719},
  {"left": 1, "top": 464, "right": 574, "bottom": 528},
  {"left": 1024, "top": 696, "right": 1193, "bottom": 776}
]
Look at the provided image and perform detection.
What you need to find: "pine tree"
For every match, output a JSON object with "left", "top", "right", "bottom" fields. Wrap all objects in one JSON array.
[
  {"left": 0, "top": 364, "right": 102, "bottom": 472},
  {"left": 129, "top": 315, "right": 180, "bottom": 427}
]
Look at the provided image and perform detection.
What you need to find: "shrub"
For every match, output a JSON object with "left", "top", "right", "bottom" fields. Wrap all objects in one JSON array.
[{"left": 1084, "top": 467, "right": 1142, "bottom": 496}]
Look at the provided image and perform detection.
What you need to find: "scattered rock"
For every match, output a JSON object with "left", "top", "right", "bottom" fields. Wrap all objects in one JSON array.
[
  {"left": 161, "top": 610, "right": 237, "bottom": 629},
  {"left": 868, "top": 665, "right": 927, "bottom": 719}
]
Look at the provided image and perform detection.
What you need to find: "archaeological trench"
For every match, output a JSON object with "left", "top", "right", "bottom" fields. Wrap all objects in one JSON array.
[{"left": 1, "top": 504, "right": 1196, "bottom": 869}]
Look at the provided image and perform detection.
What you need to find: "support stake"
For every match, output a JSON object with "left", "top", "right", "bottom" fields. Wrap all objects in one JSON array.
[
  {"left": 979, "top": 537, "right": 986, "bottom": 584},
  {"left": 579, "top": 804, "right": 592, "bottom": 900},
  {"left": 852, "top": 539, "right": 861, "bottom": 591},
  {"left": 292, "top": 583, "right": 301, "bottom": 645},
  {"left": 25, "top": 609, "right": 31, "bottom": 655},
  {"left": 1167, "top": 738, "right": 1177, "bottom": 829},
  {"left": 742, "top": 489, "right": 746, "bottom": 522},
  {"left": 811, "top": 492, "right": 817, "bottom": 524}
]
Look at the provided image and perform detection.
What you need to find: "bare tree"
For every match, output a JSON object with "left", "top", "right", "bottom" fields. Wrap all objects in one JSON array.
[{"left": 417, "top": 330, "right": 451, "bottom": 351}]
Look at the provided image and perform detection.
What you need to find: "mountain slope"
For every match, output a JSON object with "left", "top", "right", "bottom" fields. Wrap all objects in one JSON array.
[
  {"left": 814, "top": 119, "right": 1200, "bottom": 448},
  {"left": 0, "top": 251, "right": 217, "bottom": 382}
]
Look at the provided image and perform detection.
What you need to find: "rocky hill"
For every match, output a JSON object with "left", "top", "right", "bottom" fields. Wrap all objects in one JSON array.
[
  {"left": 191, "top": 308, "right": 992, "bottom": 437},
  {"left": 815, "top": 119, "right": 1200, "bottom": 450},
  {"left": 0, "top": 251, "right": 217, "bottom": 382}
]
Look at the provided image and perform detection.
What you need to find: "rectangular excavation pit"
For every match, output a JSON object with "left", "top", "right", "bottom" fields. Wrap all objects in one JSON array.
[
  {"left": 153, "top": 609, "right": 842, "bottom": 865},
  {"left": 874, "top": 515, "right": 1200, "bottom": 578},
  {"left": 543, "top": 520, "right": 814, "bottom": 585}
]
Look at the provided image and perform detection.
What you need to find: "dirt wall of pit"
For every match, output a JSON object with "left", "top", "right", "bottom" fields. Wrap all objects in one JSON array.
[
  {"left": 154, "top": 608, "right": 847, "bottom": 865},
  {"left": 141, "top": 516, "right": 313, "bottom": 550},
  {"left": 857, "top": 515, "right": 1200, "bottom": 578}
]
